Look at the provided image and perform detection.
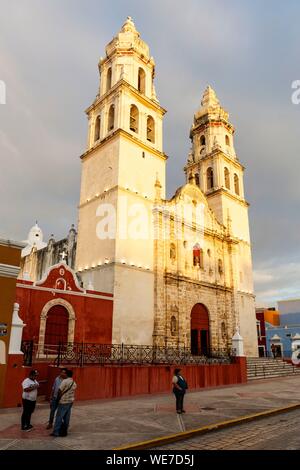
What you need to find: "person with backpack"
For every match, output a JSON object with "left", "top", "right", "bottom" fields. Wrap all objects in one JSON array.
[
  {"left": 50, "top": 369, "right": 77, "bottom": 437},
  {"left": 46, "top": 368, "right": 68, "bottom": 430},
  {"left": 172, "top": 368, "right": 188, "bottom": 414}
]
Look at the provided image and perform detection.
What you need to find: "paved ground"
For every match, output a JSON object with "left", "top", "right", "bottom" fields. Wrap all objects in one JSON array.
[
  {"left": 0, "top": 375, "right": 300, "bottom": 450},
  {"left": 155, "top": 408, "right": 300, "bottom": 450}
]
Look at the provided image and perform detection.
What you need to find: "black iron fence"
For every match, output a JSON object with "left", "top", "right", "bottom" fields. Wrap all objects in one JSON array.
[{"left": 21, "top": 341, "right": 234, "bottom": 367}]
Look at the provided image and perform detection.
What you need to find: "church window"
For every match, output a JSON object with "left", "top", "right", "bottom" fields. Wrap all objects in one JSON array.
[
  {"left": 200, "top": 135, "right": 206, "bottom": 146},
  {"left": 224, "top": 167, "right": 230, "bottom": 189},
  {"left": 170, "top": 243, "right": 176, "bottom": 261},
  {"left": 108, "top": 105, "right": 115, "bottom": 132},
  {"left": 130, "top": 105, "right": 139, "bottom": 133},
  {"left": 234, "top": 174, "right": 240, "bottom": 195},
  {"left": 138, "top": 68, "right": 146, "bottom": 94},
  {"left": 225, "top": 135, "right": 230, "bottom": 146},
  {"left": 147, "top": 116, "right": 155, "bottom": 143},
  {"left": 207, "top": 249, "right": 211, "bottom": 257},
  {"left": 171, "top": 316, "right": 177, "bottom": 336},
  {"left": 106, "top": 67, "right": 112, "bottom": 92},
  {"left": 94, "top": 115, "right": 101, "bottom": 142},
  {"left": 195, "top": 173, "right": 200, "bottom": 186},
  {"left": 207, "top": 167, "right": 214, "bottom": 190},
  {"left": 193, "top": 244, "right": 204, "bottom": 268}
]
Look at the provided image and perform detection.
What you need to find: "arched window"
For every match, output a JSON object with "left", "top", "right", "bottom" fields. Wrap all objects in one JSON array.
[
  {"left": 170, "top": 243, "right": 176, "bottom": 261},
  {"left": 94, "top": 115, "right": 100, "bottom": 142},
  {"left": 108, "top": 105, "right": 115, "bottom": 132},
  {"left": 147, "top": 116, "right": 155, "bottom": 143},
  {"left": 129, "top": 105, "right": 139, "bottom": 133},
  {"left": 193, "top": 244, "right": 204, "bottom": 268},
  {"left": 195, "top": 173, "right": 200, "bottom": 186},
  {"left": 224, "top": 167, "right": 230, "bottom": 189},
  {"left": 225, "top": 135, "right": 230, "bottom": 146},
  {"left": 207, "top": 167, "right": 214, "bottom": 190},
  {"left": 106, "top": 67, "right": 112, "bottom": 92},
  {"left": 200, "top": 135, "right": 206, "bottom": 146},
  {"left": 234, "top": 174, "right": 240, "bottom": 195},
  {"left": 138, "top": 68, "right": 146, "bottom": 94},
  {"left": 171, "top": 316, "right": 177, "bottom": 336}
]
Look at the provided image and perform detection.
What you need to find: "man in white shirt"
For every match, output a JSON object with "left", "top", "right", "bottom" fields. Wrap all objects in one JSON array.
[{"left": 21, "top": 369, "right": 39, "bottom": 431}]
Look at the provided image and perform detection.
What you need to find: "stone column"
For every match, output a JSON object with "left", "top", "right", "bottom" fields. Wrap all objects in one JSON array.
[
  {"left": 8, "top": 303, "right": 26, "bottom": 355},
  {"left": 232, "top": 329, "right": 244, "bottom": 357}
]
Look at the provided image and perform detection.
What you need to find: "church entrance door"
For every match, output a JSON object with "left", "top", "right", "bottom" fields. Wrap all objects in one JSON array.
[
  {"left": 44, "top": 305, "right": 69, "bottom": 349},
  {"left": 191, "top": 303, "right": 210, "bottom": 356}
]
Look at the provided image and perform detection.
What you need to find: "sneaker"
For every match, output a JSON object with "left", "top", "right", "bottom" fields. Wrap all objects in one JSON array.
[
  {"left": 49, "top": 433, "right": 59, "bottom": 437},
  {"left": 46, "top": 423, "right": 53, "bottom": 430},
  {"left": 25, "top": 425, "right": 33, "bottom": 432},
  {"left": 177, "top": 411, "right": 182, "bottom": 414}
]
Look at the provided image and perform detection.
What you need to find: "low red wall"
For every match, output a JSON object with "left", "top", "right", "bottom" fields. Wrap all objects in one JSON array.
[
  {"left": 2, "top": 357, "right": 246, "bottom": 408},
  {"left": 45, "top": 357, "right": 247, "bottom": 402}
]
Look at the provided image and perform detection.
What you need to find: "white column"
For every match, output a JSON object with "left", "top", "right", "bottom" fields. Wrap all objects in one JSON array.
[
  {"left": 9, "top": 303, "right": 26, "bottom": 355},
  {"left": 232, "top": 329, "right": 244, "bottom": 357}
]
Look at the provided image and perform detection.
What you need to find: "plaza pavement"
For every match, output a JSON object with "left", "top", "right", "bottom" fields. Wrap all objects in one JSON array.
[{"left": 0, "top": 375, "right": 300, "bottom": 450}]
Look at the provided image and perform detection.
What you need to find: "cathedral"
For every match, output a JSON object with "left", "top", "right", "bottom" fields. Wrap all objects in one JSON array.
[{"left": 19, "top": 17, "right": 258, "bottom": 357}]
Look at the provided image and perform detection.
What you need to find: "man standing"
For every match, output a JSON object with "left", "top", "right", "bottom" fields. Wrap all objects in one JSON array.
[
  {"left": 50, "top": 369, "right": 77, "bottom": 437},
  {"left": 46, "top": 368, "right": 68, "bottom": 430},
  {"left": 172, "top": 368, "right": 188, "bottom": 414},
  {"left": 21, "top": 369, "right": 39, "bottom": 431}
]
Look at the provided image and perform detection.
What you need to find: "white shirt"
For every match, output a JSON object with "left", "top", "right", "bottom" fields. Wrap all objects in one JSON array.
[{"left": 22, "top": 378, "right": 39, "bottom": 401}]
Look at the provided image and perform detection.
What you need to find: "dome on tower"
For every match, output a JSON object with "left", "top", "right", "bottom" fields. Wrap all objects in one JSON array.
[
  {"left": 201, "top": 85, "right": 220, "bottom": 108},
  {"left": 105, "top": 16, "right": 151, "bottom": 61},
  {"left": 22, "top": 222, "right": 47, "bottom": 257},
  {"left": 194, "top": 85, "right": 229, "bottom": 121}
]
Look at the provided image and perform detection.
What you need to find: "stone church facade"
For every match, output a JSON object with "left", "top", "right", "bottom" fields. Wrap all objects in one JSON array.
[{"left": 19, "top": 17, "right": 258, "bottom": 356}]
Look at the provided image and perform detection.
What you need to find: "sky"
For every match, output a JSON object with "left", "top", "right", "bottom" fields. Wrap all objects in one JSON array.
[{"left": 0, "top": 0, "right": 300, "bottom": 306}]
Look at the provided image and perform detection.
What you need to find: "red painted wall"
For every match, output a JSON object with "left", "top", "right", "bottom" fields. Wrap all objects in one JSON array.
[
  {"left": 45, "top": 358, "right": 247, "bottom": 402},
  {"left": 16, "top": 284, "right": 113, "bottom": 345},
  {"left": 2, "top": 357, "right": 246, "bottom": 408}
]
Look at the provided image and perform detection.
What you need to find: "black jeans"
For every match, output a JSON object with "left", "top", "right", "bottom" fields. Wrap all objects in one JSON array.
[
  {"left": 21, "top": 399, "right": 36, "bottom": 429},
  {"left": 173, "top": 390, "right": 185, "bottom": 412}
]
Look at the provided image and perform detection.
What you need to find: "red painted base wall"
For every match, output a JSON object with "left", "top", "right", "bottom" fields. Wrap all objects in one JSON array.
[
  {"left": 45, "top": 358, "right": 247, "bottom": 402},
  {"left": 2, "top": 357, "right": 247, "bottom": 408}
]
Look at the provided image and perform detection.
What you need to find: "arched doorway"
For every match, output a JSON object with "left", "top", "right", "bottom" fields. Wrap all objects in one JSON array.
[
  {"left": 191, "top": 303, "right": 210, "bottom": 356},
  {"left": 44, "top": 305, "right": 69, "bottom": 347}
]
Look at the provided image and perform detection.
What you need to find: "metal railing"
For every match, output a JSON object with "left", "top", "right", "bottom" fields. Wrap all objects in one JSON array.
[{"left": 21, "top": 341, "right": 233, "bottom": 367}]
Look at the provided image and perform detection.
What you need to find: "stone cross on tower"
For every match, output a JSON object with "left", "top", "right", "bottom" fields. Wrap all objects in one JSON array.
[{"left": 59, "top": 250, "right": 67, "bottom": 263}]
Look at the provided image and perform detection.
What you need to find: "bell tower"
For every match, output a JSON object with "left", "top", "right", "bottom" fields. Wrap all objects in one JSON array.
[
  {"left": 185, "top": 86, "right": 250, "bottom": 242},
  {"left": 185, "top": 86, "right": 257, "bottom": 355},
  {"left": 75, "top": 17, "right": 167, "bottom": 344}
]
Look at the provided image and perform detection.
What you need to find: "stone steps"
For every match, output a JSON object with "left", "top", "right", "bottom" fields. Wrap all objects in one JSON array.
[{"left": 247, "top": 357, "right": 300, "bottom": 380}]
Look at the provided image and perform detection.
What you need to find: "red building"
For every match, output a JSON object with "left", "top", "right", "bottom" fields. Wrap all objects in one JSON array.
[{"left": 16, "top": 262, "right": 113, "bottom": 351}]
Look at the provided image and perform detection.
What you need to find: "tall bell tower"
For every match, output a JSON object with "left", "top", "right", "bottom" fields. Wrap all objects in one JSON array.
[
  {"left": 185, "top": 86, "right": 257, "bottom": 355},
  {"left": 75, "top": 17, "right": 167, "bottom": 344}
]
